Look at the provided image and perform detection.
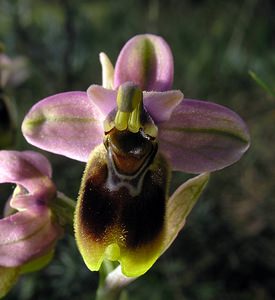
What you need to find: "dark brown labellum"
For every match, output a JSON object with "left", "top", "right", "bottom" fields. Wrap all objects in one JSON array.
[
  {"left": 104, "top": 128, "right": 156, "bottom": 175},
  {"left": 78, "top": 128, "right": 169, "bottom": 250}
]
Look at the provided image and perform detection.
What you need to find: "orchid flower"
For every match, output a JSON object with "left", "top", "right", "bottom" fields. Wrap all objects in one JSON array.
[
  {"left": 0, "top": 44, "right": 28, "bottom": 89},
  {"left": 21, "top": 34, "right": 250, "bottom": 278},
  {"left": 0, "top": 150, "right": 63, "bottom": 297},
  {"left": 0, "top": 45, "right": 28, "bottom": 148}
]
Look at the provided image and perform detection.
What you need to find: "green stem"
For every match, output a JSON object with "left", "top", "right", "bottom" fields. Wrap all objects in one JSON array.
[
  {"left": 51, "top": 191, "right": 76, "bottom": 232},
  {"left": 96, "top": 264, "right": 137, "bottom": 300}
]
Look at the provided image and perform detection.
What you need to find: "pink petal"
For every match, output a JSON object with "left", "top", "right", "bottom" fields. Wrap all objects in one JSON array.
[
  {"left": 22, "top": 91, "right": 104, "bottom": 162},
  {"left": 158, "top": 99, "right": 250, "bottom": 173},
  {"left": 0, "top": 151, "right": 54, "bottom": 196},
  {"left": 9, "top": 193, "right": 47, "bottom": 214},
  {"left": 0, "top": 210, "right": 63, "bottom": 267},
  {"left": 87, "top": 86, "right": 183, "bottom": 124},
  {"left": 87, "top": 85, "right": 116, "bottom": 117},
  {"left": 143, "top": 90, "right": 183, "bottom": 123},
  {"left": 114, "top": 34, "right": 174, "bottom": 91},
  {"left": 18, "top": 151, "right": 52, "bottom": 178}
]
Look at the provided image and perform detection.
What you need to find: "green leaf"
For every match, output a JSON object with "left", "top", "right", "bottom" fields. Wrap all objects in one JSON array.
[
  {"left": 162, "top": 173, "right": 210, "bottom": 253},
  {"left": 0, "top": 267, "right": 19, "bottom": 299},
  {"left": 20, "top": 250, "right": 54, "bottom": 274},
  {"left": 249, "top": 70, "right": 275, "bottom": 97}
]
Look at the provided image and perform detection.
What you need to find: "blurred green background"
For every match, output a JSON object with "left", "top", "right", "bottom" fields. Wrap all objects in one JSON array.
[{"left": 0, "top": 0, "right": 275, "bottom": 299}]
